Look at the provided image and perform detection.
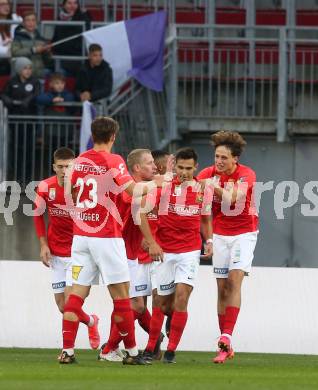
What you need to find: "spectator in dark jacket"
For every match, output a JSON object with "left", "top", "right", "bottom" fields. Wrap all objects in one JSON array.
[
  {"left": 76, "top": 43, "right": 113, "bottom": 102},
  {"left": 1, "top": 56, "right": 40, "bottom": 114},
  {"left": 37, "top": 72, "right": 74, "bottom": 115},
  {"left": 52, "top": 0, "right": 91, "bottom": 76},
  {"left": 11, "top": 11, "right": 52, "bottom": 79}
]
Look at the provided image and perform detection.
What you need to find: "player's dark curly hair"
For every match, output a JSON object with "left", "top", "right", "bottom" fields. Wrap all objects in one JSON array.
[{"left": 211, "top": 130, "right": 246, "bottom": 157}]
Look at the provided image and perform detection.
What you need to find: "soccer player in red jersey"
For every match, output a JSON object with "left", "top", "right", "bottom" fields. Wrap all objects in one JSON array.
[
  {"left": 139, "top": 147, "right": 213, "bottom": 363},
  {"left": 99, "top": 148, "right": 163, "bottom": 362},
  {"left": 197, "top": 131, "right": 258, "bottom": 364},
  {"left": 151, "top": 150, "right": 170, "bottom": 176},
  {"left": 33, "top": 147, "right": 100, "bottom": 354},
  {"left": 59, "top": 117, "right": 168, "bottom": 365}
]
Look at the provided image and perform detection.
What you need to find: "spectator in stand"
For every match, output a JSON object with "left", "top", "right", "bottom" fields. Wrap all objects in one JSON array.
[
  {"left": 0, "top": 56, "right": 40, "bottom": 114},
  {"left": 0, "top": 0, "right": 21, "bottom": 75},
  {"left": 76, "top": 43, "right": 113, "bottom": 102},
  {"left": 0, "top": 57, "right": 40, "bottom": 184},
  {"left": 11, "top": 11, "right": 53, "bottom": 79},
  {"left": 37, "top": 72, "right": 74, "bottom": 116},
  {"left": 52, "top": 0, "right": 91, "bottom": 77}
]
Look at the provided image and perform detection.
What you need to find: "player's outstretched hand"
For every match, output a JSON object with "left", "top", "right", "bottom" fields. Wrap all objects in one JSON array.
[
  {"left": 148, "top": 241, "right": 164, "bottom": 262},
  {"left": 40, "top": 244, "right": 51, "bottom": 267},
  {"left": 201, "top": 241, "right": 213, "bottom": 260}
]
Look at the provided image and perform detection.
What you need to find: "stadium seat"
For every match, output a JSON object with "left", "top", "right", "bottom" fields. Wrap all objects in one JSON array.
[
  {"left": 296, "top": 10, "right": 318, "bottom": 26},
  {"left": 41, "top": 7, "right": 54, "bottom": 21},
  {"left": 215, "top": 7, "right": 246, "bottom": 25},
  {"left": 255, "top": 9, "right": 286, "bottom": 26},
  {"left": 0, "top": 75, "right": 9, "bottom": 93}
]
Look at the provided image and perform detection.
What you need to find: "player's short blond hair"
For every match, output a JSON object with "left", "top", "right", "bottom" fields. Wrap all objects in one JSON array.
[
  {"left": 127, "top": 148, "right": 151, "bottom": 172},
  {"left": 211, "top": 130, "right": 246, "bottom": 157}
]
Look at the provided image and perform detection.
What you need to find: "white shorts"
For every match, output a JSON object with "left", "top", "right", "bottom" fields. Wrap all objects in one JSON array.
[
  {"left": 156, "top": 250, "right": 201, "bottom": 296},
  {"left": 50, "top": 256, "right": 72, "bottom": 294},
  {"left": 128, "top": 260, "right": 159, "bottom": 298},
  {"left": 71, "top": 235, "right": 130, "bottom": 286},
  {"left": 213, "top": 231, "right": 258, "bottom": 278}
]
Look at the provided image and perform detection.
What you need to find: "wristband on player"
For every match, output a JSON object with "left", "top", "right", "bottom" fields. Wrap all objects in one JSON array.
[{"left": 205, "top": 238, "right": 213, "bottom": 244}]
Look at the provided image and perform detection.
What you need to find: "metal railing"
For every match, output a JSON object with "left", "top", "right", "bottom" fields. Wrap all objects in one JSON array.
[
  {"left": 0, "top": 25, "right": 177, "bottom": 188},
  {"left": 176, "top": 24, "right": 318, "bottom": 141}
]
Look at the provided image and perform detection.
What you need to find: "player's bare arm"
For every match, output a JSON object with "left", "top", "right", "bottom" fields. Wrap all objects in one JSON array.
[
  {"left": 39, "top": 236, "right": 51, "bottom": 267},
  {"left": 139, "top": 212, "right": 163, "bottom": 261},
  {"left": 200, "top": 215, "right": 213, "bottom": 259}
]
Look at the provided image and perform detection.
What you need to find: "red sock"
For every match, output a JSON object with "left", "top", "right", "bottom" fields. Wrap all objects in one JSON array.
[
  {"left": 113, "top": 299, "right": 136, "bottom": 349},
  {"left": 167, "top": 311, "right": 188, "bottom": 352},
  {"left": 65, "top": 294, "right": 90, "bottom": 325},
  {"left": 146, "top": 307, "right": 164, "bottom": 352},
  {"left": 223, "top": 306, "right": 240, "bottom": 336},
  {"left": 134, "top": 309, "right": 151, "bottom": 334},
  {"left": 104, "top": 313, "right": 122, "bottom": 352},
  {"left": 218, "top": 313, "right": 225, "bottom": 334},
  {"left": 62, "top": 319, "right": 79, "bottom": 349}
]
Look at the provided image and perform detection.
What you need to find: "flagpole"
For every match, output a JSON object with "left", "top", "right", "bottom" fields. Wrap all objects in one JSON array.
[{"left": 50, "top": 32, "right": 84, "bottom": 48}]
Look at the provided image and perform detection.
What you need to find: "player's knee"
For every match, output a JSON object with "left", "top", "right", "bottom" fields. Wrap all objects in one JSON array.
[
  {"left": 54, "top": 294, "right": 65, "bottom": 313},
  {"left": 218, "top": 286, "right": 227, "bottom": 302},
  {"left": 131, "top": 297, "right": 145, "bottom": 314},
  {"left": 174, "top": 292, "right": 189, "bottom": 311},
  {"left": 57, "top": 301, "right": 65, "bottom": 314},
  {"left": 225, "top": 278, "right": 237, "bottom": 296},
  {"left": 152, "top": 293, "right": 161, "bottom": 308}
]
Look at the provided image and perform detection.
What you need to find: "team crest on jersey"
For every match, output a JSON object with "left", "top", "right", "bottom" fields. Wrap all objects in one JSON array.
[
  {"left": 238, "top": 176, "right": 247, "bottom": 182},
  {"left": 49, "top": 188, "right": 56, "bottom": 200},
  {"left": 72, "top": 266, "right": 83, "bottom": 281},
  {"left": 196, "top": 192, "right": 203, "bottom": 203},
  {"left": 173, "top": 185, "right": 182, "bottom": 197}
]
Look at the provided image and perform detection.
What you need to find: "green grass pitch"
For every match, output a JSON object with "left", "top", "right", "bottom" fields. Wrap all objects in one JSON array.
[{"left": 1, "top": 349, "right": 318, "bottom": 390}]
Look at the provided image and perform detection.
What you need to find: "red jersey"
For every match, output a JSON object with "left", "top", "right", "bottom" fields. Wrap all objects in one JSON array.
[
  {"left": 155, "top": 178, "right": 205, "bottom": 253},
  {"left": 71, "top": 149, "right": 132, "bottom": 238},
  {"left": 120, "top": 192, "right": 143, "bottom": 260},
  {"left": 120, "top": 189, "right": 159, "bottom": 262},
  {"left": 33, "top": 176, "right": 73, "bottom": 257},
  {"left": 137, "top": 206, "right": 159, "bottom": 264},
  {"left": 197, "top": 163, "right": 258, "bottom": 236}
]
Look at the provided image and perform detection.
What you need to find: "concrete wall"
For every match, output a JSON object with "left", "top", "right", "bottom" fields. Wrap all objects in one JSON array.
[{"left": 1, "top": 260, "right": 318, "bottom": 354}]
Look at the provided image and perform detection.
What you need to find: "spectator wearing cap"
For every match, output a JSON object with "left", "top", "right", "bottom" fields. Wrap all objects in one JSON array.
[
  {"left": 0, "top": 56, "right": 40, "bottom": 114},
  {"left": 11, "top": 11, "right": 53, "bottom": 79},
  {"left": 76, "top": 43, "right": 113, "bottom": 102}
]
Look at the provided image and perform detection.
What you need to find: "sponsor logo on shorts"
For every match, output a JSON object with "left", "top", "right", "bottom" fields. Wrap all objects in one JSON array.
[
  {"left": 214, "top": 267, "right": 229, "bottom": 275},
  {"left": 135, "top": 284, "right": 147, "bottom": 292},
  {"left": 160, "top": 281, "right": 175, "bottom": 291},
  {"left": 52, "top": 281, "right": 66, "bottom": 289},
  {"left": 72, "top": 265, "right": 83, "bottom": 281}
]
